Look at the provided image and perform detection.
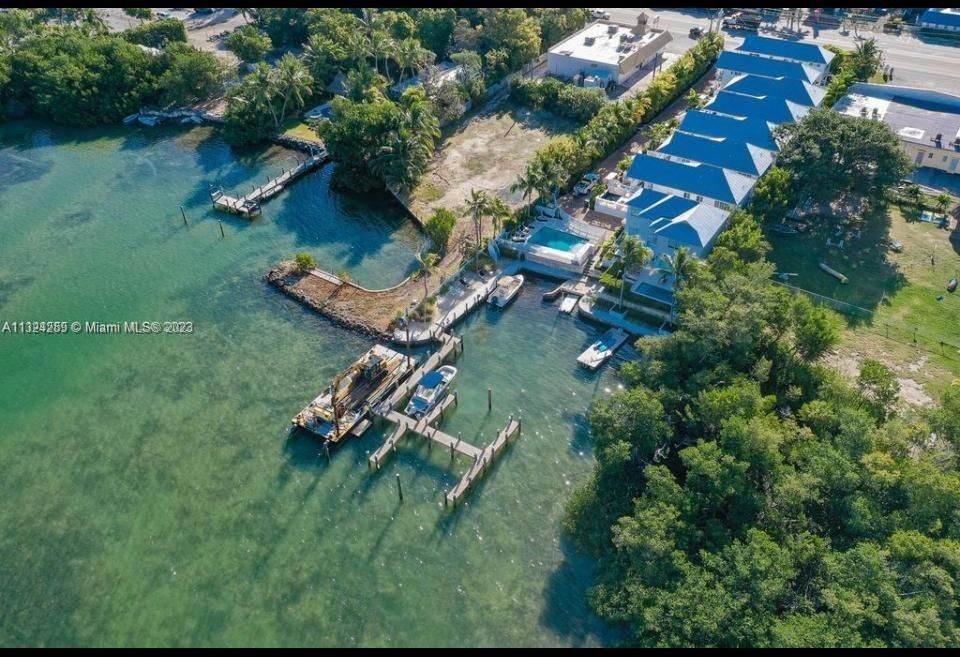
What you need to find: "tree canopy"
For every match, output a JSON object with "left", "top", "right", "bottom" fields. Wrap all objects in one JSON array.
[
  {"left": 775, "top": 108, "right": 912, "bottom": 210},
  {"left": 565, "top": 197, "right": 960, "bottom": 648}
]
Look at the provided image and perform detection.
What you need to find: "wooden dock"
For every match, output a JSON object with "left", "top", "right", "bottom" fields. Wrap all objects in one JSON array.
[
  {"left": 211, "top": 150, "right": 327, "bottom": 217},
  {"left": 446, "top": 416, "right": 520, "bottom": 506},
  {"left": 366, "top": 330, "right": 521, "bottom": 507}
]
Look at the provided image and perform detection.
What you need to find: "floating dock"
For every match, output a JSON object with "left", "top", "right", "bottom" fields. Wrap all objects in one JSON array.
[
  {"left": 367, "top": 331, "right": 522, "bottom": 507},
  {"left": 292, "top": 344, "right": 416, "bottom": 443},
  {"left": 212, "top": 150, "right": 327, "bottom": 217}
]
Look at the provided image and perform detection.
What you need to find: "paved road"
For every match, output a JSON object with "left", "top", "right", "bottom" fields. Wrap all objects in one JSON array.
[{"left": 608, "top": 8, "right": 960, "bottom": 94}]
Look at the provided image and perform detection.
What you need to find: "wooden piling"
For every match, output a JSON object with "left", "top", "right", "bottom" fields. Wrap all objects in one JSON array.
[
  {"left": 180, "top": 205, "right": 188, "bottom": 225},
  {"left": 488, "top": 387, "right": 492, "bottom": 411},
  {"left": 395, "top": 472, "right": 403, "bottom": 502},
  {"left": 324, "top": 441, "right": 331, "bottom": 463},
  {"left": 218, "top": 220, "right": 225, "bottom": 238}
]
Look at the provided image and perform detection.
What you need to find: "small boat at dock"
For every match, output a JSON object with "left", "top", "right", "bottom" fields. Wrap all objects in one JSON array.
[
  {"left": 404, "top": 365, "right": 457, "bottom": 420},
  {"left": 123, "top": 113, "right": 140, "bottom": 125},
  {"left": 488, "top": 274, "right": 524, "bottom": 307},
  {"left": 137, "top": 115, "right": 159, "bottom": 127},
  {"left": 559, "top": 295, "right": 577, "bottom": 314},
  {"left": 292, "top": 344, "right": 415, "bottom": 443},
  {"left": 577, "top": 328, "right": 628, "bottom": 370}
]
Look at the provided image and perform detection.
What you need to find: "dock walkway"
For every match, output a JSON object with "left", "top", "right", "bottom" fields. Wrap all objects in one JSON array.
[
  {"left": 366, "top": 329, "right": 521, "bottom": 507},
  {"left": 212, "top": 150, "right": 327, "bottom": 217}
]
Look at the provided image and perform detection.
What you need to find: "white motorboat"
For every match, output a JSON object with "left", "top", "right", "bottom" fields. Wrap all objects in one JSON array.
[
  {"left": 137, "top": 115, "right": 159, "bottom": 127},
  {"left": 577, "top": 328, "right": 628, "bottom": 370},
  {"left": 123, "top": 113, "right": 140, "bottom": 125},
  {"left": 488, "top": 274, "right": 524, "bottom": 307},
  {"left": 559, "top": 295, "right": 577, "bottom": 314},
  {"left": 404, "top": 365, "right": 457, "bottom": 419}
]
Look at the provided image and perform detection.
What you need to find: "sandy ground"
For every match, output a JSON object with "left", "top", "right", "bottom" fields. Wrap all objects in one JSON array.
[
  {"left": 824, "top": 347, "right": 937, "bottom": 408},
  {"left": 98, "top": 8, "right": 242, "bottom": 65},
  {"left": 402, "top": 96, "right": 580, "bottom": 252}
]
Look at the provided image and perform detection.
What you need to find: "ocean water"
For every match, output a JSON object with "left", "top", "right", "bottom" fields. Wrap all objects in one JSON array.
[{"left": 0, "top": 121, "right": 623, "bottom": 647}]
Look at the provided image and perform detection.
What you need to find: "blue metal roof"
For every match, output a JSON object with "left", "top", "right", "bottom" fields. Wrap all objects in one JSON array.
[
  {"left": 736, "top": 35, "right": 835, "bottom": 65},
  {"left": 716, "top": 51, "right": 819, "bottom": 84},
  {"left": 678, "top": 110, "right": 779, "bottom": 152},
  {"left": 625, "top": 153, "right": 753, "bottom": 205},
  {"left": 657, "top": 131, "right": 774, "bottom": 177},
  {"left": 624, "top": 188, "right": 730, "bottom": 248},
  {"left": 627, "top": 188, "right": 697, "bottom": 216},
  {"left": 921, "top": 9, "right": 960, "bottom": 28},
  {"left": 704, "top": 90, "right": 810, "bottom": 124},
  {"left": 723, "top": 74, "right": 826, "bottom": 107}
]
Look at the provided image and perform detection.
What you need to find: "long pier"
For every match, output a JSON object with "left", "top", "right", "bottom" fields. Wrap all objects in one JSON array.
[
  {"left": 366, "top": 330, "right": 521, "bottom": 507},
  {"left": 211, "top": 149, "right": 327, "bottom": 217}
]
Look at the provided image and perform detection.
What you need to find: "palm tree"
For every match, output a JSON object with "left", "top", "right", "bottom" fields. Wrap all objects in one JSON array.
[
  {"left": 346, "top": 31, "right": 371, "bottom": 68},
  {"left": 235, "top": 62, "right": 279, "bottom": 129},
  {"left": 369, "top": 30, "right": 395, "bottom": 76},
  {"left": 76, "top": 9, "right": 107, "bottom": 36},
  {"left": 395, "top": 37, "right": 434, "bottom": 84},
  {"left": 416, "top": 251, "right": 439, "bottom": 299},
  {"left": 487, "top": 196, "right": 511, "bottom": 239},
  {"left": 465, "top": 189, "right": 491, "bottom": 246},
  {"left": 905, "top": 183, "right": 923, "bottom": 209},
  {"left": 935, "top": 193, "right": 953, "bottom": 217},
  {"left": 852, "top": 37, "right": 883, "bottom": 78},
  {"left": 274, "top": 54, "right": 313, "bottom": 128},
  {"left": 510, "top": 169, "right": 542, "bottom": 217},
  {"left": 618, "top": 236, "right": 652, "bottom": 310},
  {"left": 657, "top": 247, "right": 697, "bottom": 290}
]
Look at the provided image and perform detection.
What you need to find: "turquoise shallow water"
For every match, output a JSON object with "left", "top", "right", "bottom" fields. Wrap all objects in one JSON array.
[{"left": 0, "top": 121, "right": 623, "bottom": 647}]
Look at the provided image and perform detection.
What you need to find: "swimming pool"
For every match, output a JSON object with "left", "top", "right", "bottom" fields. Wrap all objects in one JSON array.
[{"left": 527, "top": 227, "right": 587, "bottom": 252}]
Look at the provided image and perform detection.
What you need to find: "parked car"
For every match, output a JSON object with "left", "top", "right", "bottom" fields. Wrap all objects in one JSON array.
[
  {"left": 689, "top": 26, "right": 704, "bottom": 39},
  {"left": 589, "top": 9, "right": 611, "bottom": 20},
  {"left": 888, "top": 239, "right": 904, "bottom": 253},
  {"left": 304, "top": 102, "right": 334, "bottom": 121},
  {"left": 574, "top": 172, "right": 601, "bottom": 196},
  {"left": 722, "top": 11, "right": 761, "bottom": 30}
]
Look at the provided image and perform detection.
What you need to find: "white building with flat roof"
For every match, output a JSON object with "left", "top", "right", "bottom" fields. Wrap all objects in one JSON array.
[{"left": 547, "top": 18, "right": 672, "bottom": 86}]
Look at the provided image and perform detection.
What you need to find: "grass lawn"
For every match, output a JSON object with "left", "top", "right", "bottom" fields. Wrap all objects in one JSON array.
[
  {"left": 280, "top": 117, "right": 321, "bottom": 142},
  {"left": 767, "top": 204, "right": 960, "bottom": 400}
]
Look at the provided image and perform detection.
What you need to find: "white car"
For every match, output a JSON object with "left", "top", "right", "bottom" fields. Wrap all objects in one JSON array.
[
  {"left": 574, "top": 172, "right": 601, "bottom": 196},
  {"left": 589, "top": 9, "right": 611, "bottom": 20}
]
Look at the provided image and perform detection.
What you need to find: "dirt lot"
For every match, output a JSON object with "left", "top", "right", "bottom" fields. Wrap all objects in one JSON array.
[
  {"left": 402, "top": 97, "right": 580, "bottom": 247},
  {"left": 98, "top": 8, "right": 243, "bottom": 64}
]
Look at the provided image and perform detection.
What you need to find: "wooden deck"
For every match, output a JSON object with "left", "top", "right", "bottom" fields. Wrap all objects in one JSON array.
[{"left": 212, "top": 150, "right": 327, "bottom": 217}]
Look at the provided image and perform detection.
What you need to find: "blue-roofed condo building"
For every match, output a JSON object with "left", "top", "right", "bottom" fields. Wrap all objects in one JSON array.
[
  {"left": 919, "top": 8, "right": 960, "bottom": 33},
  {"left": 591, "top": 34, "right": 830, "bottom": 307},
  {"left": 722, "top": 74, "right": 827, "bottom": 108},
  {"left": 655, "top": 131, "right": 775, "bottom": 177},
  {"left": 703, "top": 90, "right": 812, "bottom": 124},
  {"left": 715, "top": 34, "right": 835, "bottom": 86}
]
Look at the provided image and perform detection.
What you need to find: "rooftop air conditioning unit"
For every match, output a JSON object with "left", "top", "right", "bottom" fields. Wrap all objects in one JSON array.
[
  {"left": 608, "top": 24, "right": 618, "bottom": 34},
  {"left": 584, "top": 36, "right": 595, "bottom": 45}
]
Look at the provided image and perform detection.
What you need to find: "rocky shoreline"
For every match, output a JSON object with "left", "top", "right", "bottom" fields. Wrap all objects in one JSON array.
[{"left": 264, "top": 265, "right": 389, "bottom": 339}]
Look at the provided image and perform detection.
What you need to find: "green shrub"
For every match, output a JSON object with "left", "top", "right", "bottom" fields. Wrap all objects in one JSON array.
[
  {"left": 294, "top": 252, "right": 316, "bottom": 272},
  {"left": 123, "top": 18, "right": 187, "bottom": 49}
]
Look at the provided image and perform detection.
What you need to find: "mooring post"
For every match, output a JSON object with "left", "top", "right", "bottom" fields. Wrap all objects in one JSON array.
[
  {"left": 180, "top": 205, "right": 188, "bottom": 225},
  {"left": 488, "top": 387, "right": 492, "bottom": 411},
  {"left": 218, "top": 220, "right": 225, "bottom": 238},
  {"left": 375, "top": 455, "right": 380, "bottom": 471},
  {"left": 396, "top": 472, "right": 403, "bottom": 502},
  {"left": 443, "top": 491, "right": 448, "bottom": 507},
  {"left": 518, "top": 415, "right": 522, "bottom": 434},
  {"left": 450, "top": 440, "right": 455, "bottom": 460},
  {"left": 324, "top": 441, "right": 331, "bottom": 463},
  {"left": 453, "top": 391, "right": 458, "bottom": 407}
]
